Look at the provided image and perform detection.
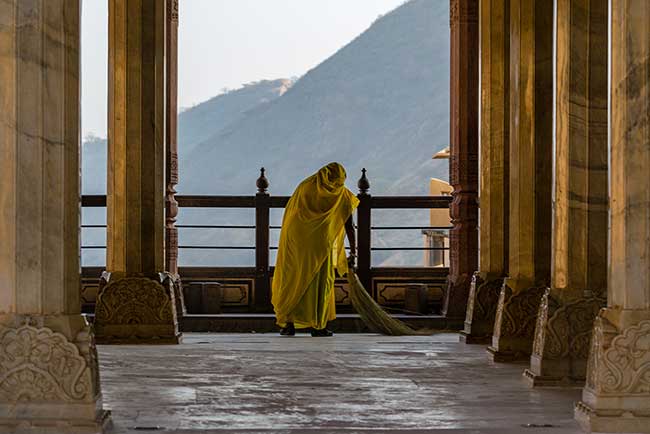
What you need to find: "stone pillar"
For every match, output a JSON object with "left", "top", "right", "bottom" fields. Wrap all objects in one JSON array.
[
  {"left": 165, "top": 0, "right": 184, "bottom": 317},
  {"left": 575, "top": 1, "right": 650, "bottom": 431},
  {"left": 0, "top": 1, "right": 110, "bottom": 431},
  {"left": 487, "top": 0, "right": 553, "bottom": 362},
  {"left": 95, "top": 0, "right": 181, "bottom": 344},
  {"left": 445, "top": 0, "right": 479, "bottom": 319},
  {"left": 461, "top": 0, "right": 509, "bottom": 344},
  {"left": 524, "top": 0, "right": 608, "bottom": 387}
]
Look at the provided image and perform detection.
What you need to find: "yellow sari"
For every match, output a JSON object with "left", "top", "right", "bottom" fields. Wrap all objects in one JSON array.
[{"left": 272, "top": 163, "right": 359, "bottom": 329}]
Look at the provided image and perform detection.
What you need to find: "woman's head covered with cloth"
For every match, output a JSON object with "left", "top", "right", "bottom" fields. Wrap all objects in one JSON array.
[{"left": 272, "top": 162, "right": 359, "bottom": 327}]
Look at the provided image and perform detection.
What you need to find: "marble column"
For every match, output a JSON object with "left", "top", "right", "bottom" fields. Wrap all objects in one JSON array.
[
  {"left": 575, "top": 1, "right": 650, "bottom": 431},
  {"left": 94, "top": 0, "right": 181, "bottom": 344},
  {"left": 445, "top": 0, "right": 479, "bottom": 320},
  {"left": 488, "top": 0, "right": 553, "bottom": 362},
  {"left": 0, "top": 1, "right": 110, "bottom": 431},
  {"left": 524, "top": 0, "right": 608, "bottom": 387},
  {"left": 461, "top": 0, "right": 509, "bottom": 344}
]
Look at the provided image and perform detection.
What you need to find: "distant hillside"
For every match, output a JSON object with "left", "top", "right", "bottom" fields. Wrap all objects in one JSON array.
[
  {"left": 179, "top": 0, "right": 449, "bottom": 196},
  {"left": 81, "top": 79, "right": 292, "bottom": 195},
  {"left": 178, "top": 79, "right": 293, "bottom": 157},
  {"left": 81, "top": 0, "right": 450, "bottom": 267}
]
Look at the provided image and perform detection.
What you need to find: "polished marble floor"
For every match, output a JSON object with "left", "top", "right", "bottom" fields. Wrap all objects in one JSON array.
[{"left": 98, "top": 333, "right": 583, "bottom": 434}]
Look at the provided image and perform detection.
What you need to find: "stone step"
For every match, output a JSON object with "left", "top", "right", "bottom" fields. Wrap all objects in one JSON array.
[{"left": 180, "top": 313, "right": 463, "bottom": 333}]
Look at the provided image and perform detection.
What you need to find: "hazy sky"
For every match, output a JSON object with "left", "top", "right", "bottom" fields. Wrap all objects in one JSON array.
[{"left": 81, "top": 0, "right": 406, "bottom": 138}]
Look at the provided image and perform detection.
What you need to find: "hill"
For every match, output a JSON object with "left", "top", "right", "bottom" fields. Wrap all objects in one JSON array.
[
  {"left": 81, "top": 0, "right": 450, "bottom": 267},
  {"left": 178, "top": 0, "right": 449, "bottom": 196}
]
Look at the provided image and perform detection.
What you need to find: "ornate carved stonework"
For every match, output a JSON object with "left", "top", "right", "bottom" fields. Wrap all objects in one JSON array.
[
  {"left": 464, "top": 273, "right": 484, "bottom": 326},
  {"left": 535, "top": 292, "right": 605, "bottom": 360},
  {"left": 168, "top": 0, "right": 179, "bottom": 21},
  {"left": 525, "top": 289, "right": 605, "bottom": 386},
  {"left": 586, "top": 317, "right": 650, "bottom": 395},
  {"left": 461, "top": 273, "right": 503, "bottom": 343},
  {"left": 489, "top": 284, "right": 546, "bottom": 361},
  {"left": 0, "top": 316, "right": 110, "bottom": 431},
  {"left": 449, "top": 0, "right": 479, "bottom": 27},
  {"left": 492, "top": 285, "right": 507, "bottom": 343},
  {"left": 576, "top": 313, "right": 650, "bottom": 432},
  {"left": 501, "top": 287, "right": 546, "bottom": 337},
  {"left": 450, "top": 0, "right": 458, "bottom": 26},
  {"left": 0, "top": 325, "right": 91, "bottom": 402},
  {"left": 446, "top": 0, "right": 479, "bottom": 320},
  {"left": 171, "top": 276, "right": 186, "bottom": 317},
  {"left": 94, "top": 274, "right": 181, "bottom": 344},
  {"left": 531, "top": 289, "right": 560, "bottom": 358}
]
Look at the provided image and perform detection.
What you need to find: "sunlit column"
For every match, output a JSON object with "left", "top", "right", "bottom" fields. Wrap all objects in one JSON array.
[
  {"left": 95, "top": 0, "right": 181, "bottom": 344},
  {"left": 0, "top": 1, "right": 109, "bottom": 430},
  {"left": 575, "top": 1, "right": 650, "bottom": 431},
  {"left": 488, "top": 0, "right": 553, "bottom": 362},
  {"left": 524, "top": 0, "right": 608, "bottom": 387},
  {"left": 461, "top": 0, "right": 510, "bottom": 344}
]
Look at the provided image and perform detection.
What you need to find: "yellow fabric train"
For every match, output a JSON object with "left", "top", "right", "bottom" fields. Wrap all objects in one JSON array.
[{"left": 272, "top": 162, "right": 359, "bottom": 330}]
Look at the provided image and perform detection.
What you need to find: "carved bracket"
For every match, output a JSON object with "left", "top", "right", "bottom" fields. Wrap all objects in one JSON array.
[
  {"left": 533, "top": 290, "right": 606, "bottom": 360},
  {"left": 463, "top": 273, "right": 503, "bottom": 339},
  {"left": 0, "top": 324, "right": 97, "bottom": 403},
  {"left": 94, "top": 275, "right": 181, "bottom": 344},
  {"left": 586, "top": 316, "right": 650, "bottom": 395}
]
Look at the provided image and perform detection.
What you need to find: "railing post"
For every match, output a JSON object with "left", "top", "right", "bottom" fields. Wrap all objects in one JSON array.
[
  {"left": 254, "top": 168, "right": 272, "bottom": 312},
  {"left": 357, "top": 169, "right": 372, "bottom": 293}
]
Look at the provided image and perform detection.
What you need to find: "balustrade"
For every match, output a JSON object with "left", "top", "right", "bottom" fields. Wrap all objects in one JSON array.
[{"left": 81, "top": 169, "right": 452, "bottom": 313}]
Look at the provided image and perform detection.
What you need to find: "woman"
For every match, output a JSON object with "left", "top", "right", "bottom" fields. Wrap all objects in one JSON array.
[{"left": 272, "top": 162, "right": 358, "bottom": 337}]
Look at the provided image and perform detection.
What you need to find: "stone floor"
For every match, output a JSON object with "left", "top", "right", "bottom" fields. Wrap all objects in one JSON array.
[{"left": 98, "top": 333, "right": 584, "bottom": 434}]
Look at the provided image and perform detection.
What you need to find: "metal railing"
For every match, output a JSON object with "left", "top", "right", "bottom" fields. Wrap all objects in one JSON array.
[{"left": 80, "top": 169, "right": 452, "bottom": 310}]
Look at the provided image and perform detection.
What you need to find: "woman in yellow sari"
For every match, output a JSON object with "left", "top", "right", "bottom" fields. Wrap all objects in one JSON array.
[{"left": 272, "top": 162, "right": 359, "bottom": 337}]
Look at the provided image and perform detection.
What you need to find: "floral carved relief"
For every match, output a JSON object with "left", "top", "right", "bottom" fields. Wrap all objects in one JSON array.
[
  {"left": 500, "top": 285, "right": 546, "bottom": 338},
  {"left": 0, "top": 325, "right": 94, "bottom": 402},
  {"left": 465, "top": 274, "right": 502, "bottom": 334},
  {"left": 474, "top": 278, "right": 503, "bottom": 321},
  {"left": 95, "top": 277, "right": 174, "bottom": 327},
  {"left": 491, "top": 284, "right": 509, "bottom": 342},
  {"left": 586, "top": 316, "right": 650, "bottom": 395},
  {"left": 535, "top": 294, "right": 605, "bottom": 360}
]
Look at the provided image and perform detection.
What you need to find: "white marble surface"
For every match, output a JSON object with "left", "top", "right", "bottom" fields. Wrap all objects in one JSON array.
[
  {"left": 609, "top": 0, "right": 650, "bottom": 312},
  {"left": 0, "top": 0, "right": 81, "bottom": 316},
  {"left": 575, "top": 1, "right": 650, "bottom": 431},
  {"left": 99, "top": 333, "right": 582, "bottom": 434}
]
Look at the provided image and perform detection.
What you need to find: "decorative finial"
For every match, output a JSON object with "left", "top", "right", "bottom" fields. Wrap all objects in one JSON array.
[
  {"left": 256, "top": 167, "right": 269, "bottom": 194},
  {"left": 358, "top": 168, "right": 370, "bottom": 194}
]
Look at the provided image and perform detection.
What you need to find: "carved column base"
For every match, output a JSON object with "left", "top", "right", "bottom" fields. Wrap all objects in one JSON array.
[
  {"left": 487, "top": 280, "right": 546, "bottom": 362},
  {"left": 0, "top": 314, "right": 111, "bottom": 433},
  {"left": 94, "top": 272, "right": 182, "bottom": 344},
  {"left": 444, "top": 271, "right": 474, "bottom": 320},
  {"left": 460, "top": 272, "right": 503, "bottom": 344},
  {"left": 172, "top": 275, "right": 186, "bottom": 318},
  {"left": 574, "top": 308, "right": 650, "bottom": 433},
  {"left": 524, "top": 288, "right": 605, "bottom": 387}
]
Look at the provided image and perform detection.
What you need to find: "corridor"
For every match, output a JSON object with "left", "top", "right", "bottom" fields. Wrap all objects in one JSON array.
[{"left": 99, "top": 333, "right": 582, "bottom": 433}]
